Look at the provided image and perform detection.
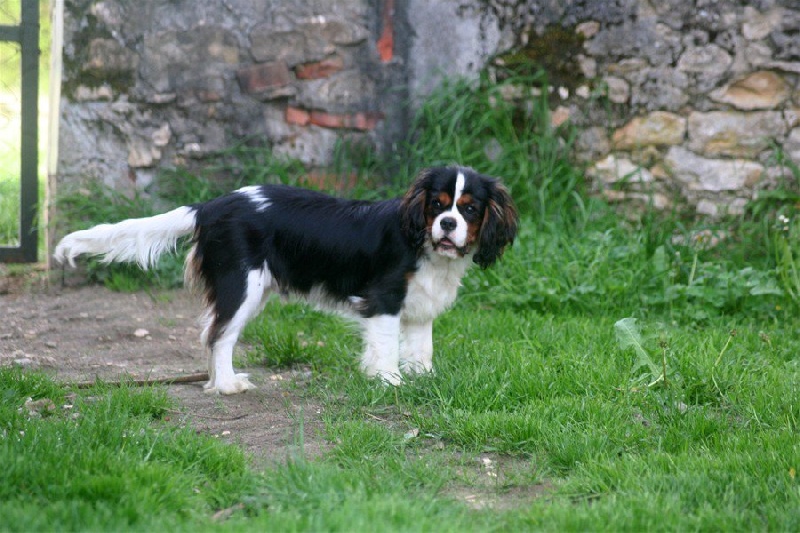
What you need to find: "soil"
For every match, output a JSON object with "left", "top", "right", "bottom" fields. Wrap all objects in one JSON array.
[
  {"left": 0, "top": 272, "right": 328, "bottom": 464},
  {"left": 1, "top": 267, "right": 549, "bottom": 509}
]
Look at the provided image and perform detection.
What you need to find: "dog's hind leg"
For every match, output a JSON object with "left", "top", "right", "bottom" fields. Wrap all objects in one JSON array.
[{"left": 204, "top": 267, "right": 270, "bottom": 395}]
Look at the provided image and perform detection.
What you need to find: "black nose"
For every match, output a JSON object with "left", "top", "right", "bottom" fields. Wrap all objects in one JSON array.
[{"left": 440, "top": 217, "right": 457, "bottom": 232}]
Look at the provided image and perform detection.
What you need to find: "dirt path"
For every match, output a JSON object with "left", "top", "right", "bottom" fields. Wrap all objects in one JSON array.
[{"left": 0, "top": 282, "right": 328, "bottom": 463}]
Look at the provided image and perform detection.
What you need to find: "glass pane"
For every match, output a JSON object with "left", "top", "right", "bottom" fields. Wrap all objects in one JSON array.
[
  {"left": 0, "top": 38, "right": 21, "bottom": 246},
  {"left": 0, "top": 0, "right": 21, "bottom": 25}
]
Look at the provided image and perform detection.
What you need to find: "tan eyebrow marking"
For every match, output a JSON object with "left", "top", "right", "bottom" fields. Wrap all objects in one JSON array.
[{"left": 456, "top": 194, "right": 474, "bottom": 206}]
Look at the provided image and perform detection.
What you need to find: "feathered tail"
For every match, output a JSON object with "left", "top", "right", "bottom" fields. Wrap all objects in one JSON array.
[{"left": 54, "top": 206, "right": 198, "bottom": 268}]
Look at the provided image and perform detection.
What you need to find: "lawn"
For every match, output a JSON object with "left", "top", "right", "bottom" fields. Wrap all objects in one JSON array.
[
  {"left": 2, "top": 293, "right": 799, "bottom": 530},
  {"left": 3, "top": 73, "right": 800, "bottom": 530}
]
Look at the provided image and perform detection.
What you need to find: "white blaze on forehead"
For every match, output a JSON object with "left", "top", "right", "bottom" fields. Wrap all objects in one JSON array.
[
  {"left": 451, "top": 172, "right": 466, "bottom": 209},
  {"left": 237, "top": 185, "right": 271, "bottom": 212},
  {"left": 431, "top": 171, "right": 469, "bottom": 250}
]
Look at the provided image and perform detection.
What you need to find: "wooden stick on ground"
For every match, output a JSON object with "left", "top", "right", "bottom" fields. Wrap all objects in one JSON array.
[{"left": 73, "top": 372, "right": 210, "bottom": 389}]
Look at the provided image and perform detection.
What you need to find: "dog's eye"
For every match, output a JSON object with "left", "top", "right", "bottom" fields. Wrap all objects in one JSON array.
[
  {"left": 432, "top": 199, "right": 443, "bottom": 209},
  {"left": 463, "top": 204, "right": 477, "bottom": 215}
]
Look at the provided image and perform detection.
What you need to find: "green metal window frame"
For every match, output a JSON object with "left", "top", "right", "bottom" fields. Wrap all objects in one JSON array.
[{"left": 0, "top": 0, "right": 39, "bottom": 262}]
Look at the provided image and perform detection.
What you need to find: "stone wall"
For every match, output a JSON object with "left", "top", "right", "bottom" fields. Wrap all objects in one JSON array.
[
  {"left": 56, "top": 0, "right": 800, "bottom": 218},
  {"left": 57, "top": 0, "right": 406, "bottom": 194},
  {"left": 462, "top": 0, "right": 800, "bottom": 217}
]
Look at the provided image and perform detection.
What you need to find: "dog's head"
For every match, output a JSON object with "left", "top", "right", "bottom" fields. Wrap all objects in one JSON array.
[{"left": 400, "top": 166, "right": 518, "bottom": 268}]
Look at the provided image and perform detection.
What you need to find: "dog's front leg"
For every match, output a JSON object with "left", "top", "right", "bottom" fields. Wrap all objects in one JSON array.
[
  {"left": 400, "top": 320, "right": 434, "bottom": 375},
  {"left": 360, "top": 314, "right": 402, "bottom": 385}
]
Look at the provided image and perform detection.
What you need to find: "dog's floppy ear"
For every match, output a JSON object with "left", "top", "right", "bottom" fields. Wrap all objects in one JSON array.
[
  {"left": 473, "top": 179, "right": 518, "bottom": 269},
  {"left": 400, "top": 169, "right": 431, "bottom": 250}
]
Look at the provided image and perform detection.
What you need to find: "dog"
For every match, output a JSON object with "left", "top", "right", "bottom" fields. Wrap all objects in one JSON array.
[{"left": 54, "top": 166, "right": 518, "bottom": 394}]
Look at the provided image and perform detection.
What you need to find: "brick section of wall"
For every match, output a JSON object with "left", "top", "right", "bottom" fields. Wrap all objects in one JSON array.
[
  {"left": 285, "top": 106, "right": 311, "bottom": 126},
  {"left": 236, "top": 62, "right": 292, "bottom": 95},
  {"left": 309, "top": 110, "right": 384, "bottom": 131},
  {"left": 295, "top": 56, "right": 345, "bottom": 80},
  {"left": 377, "top": 0, "right": 395, "bottom": 62}
]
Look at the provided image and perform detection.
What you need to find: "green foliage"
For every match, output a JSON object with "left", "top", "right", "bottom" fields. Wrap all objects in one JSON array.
[{"left": 0, "top": 367, "right": 251, "bottom": 531}]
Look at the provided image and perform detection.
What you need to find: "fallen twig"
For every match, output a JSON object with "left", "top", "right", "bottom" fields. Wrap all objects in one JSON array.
[{"left": 73, "top": 372, "right": 210, "bottom": 389}]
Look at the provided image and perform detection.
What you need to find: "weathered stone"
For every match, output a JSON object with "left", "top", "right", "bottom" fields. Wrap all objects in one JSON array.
[
  {"left": 551, "top": 106, "right": 570, "bottom": 128},
  {"left": 742, "top": 6, "right": 785, "bottom": 41},
  {"left": 145, "top": 93, "right": 177, "bottom": 104},
  {"left": 607, "top": 58, "right": 648, "bottom": 78},
  {"left": 605, "top": 77, "right": 629, "bottom": 104},
  {"left": 250, "top": 28, "right": 323, "bottom": 66},
  {"left": 151, "top": 123, "right": 171, "bottom": 147},
  {"left": 785, "top": 108, "right": 800, "bottom": 129},
  {"left": 710, "top": 71, "right": 790, "bottom": 110},
  {"left": 82, "top": 38, "right": 139, "bottom": 75},
  {"left": 73, "top": 85, "right": 113, "bottom": 102},
  {"left": 784, "top": 128, "right": 800, "bottom": 164},
  {"left": 630, "top": 67, "right": 690, "bottom": 111},
  {"left": 271, "top": 125, "right": 341, "bottom": 166},
  {"left": 587, "top": 155, "right": 654, "bottom": 185},
  {"left": 299, "top": 17, "right": 369, "bottom": 46},
  {"left": 696, "top": 198, "right": 748, "bottom": 217},
  {"left": 612, "top": 111, "right": 686, "bottom": 149},
  {"left": 586, "top": 19, "right": 681, "bottom": 66},
  {"left": 688, "top": 111, "right": 787, "bottom": 158},
  {"left": 127, "top": 138, "right": 159, "bottom": 168},
  {"left": 677, "top": 44, "right": 732, "bottom": 76},
  {"left": 236, "top": 62, "right": 292, "bottom": 95},
  {"left": 576, "top": 21, "right": 600, "bottom": 39},
  {"left": 141, "top": 26, "right": 239, "bottom": 94},
  {"left": 575, "top": 127, "right": 610, "bottom": 163},
  {"left": 296, "top": 71, "right": 375, "bottom": 111},
  {"left": 577, "top": 54, "right": 597, "bottom": 78},
  {"left": 665, "top": 146, "right": 764, "bottom": 192}
]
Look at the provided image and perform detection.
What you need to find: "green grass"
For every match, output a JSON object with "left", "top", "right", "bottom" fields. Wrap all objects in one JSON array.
[
  {"left": 8, "top": 71, "right": 800, "bottom": 529},
  {"left": 4, "top": 305, "right": 799, "bottom": 530}
]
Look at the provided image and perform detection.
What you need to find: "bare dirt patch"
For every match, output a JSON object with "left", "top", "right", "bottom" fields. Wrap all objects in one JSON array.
[{"left": 0, "top": 280, "right": 329, "bottom": 463}]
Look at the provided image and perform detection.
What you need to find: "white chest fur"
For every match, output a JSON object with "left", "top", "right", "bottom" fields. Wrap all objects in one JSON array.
[{"left": 401, "top": 253, "right": 472, "bottom": 323}]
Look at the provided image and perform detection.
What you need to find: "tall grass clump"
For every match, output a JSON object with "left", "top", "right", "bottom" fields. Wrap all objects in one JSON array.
[
  {"left": 400, "top": 75, "right": 798, "bottom": 319},
  {"left": 400, "top": 74, "right": 589, "bottom": 230}
]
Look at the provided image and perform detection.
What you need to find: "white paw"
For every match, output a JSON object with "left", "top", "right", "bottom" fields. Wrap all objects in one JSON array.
[
  {"left": 365, "top": 369, "right": 403, "bottom": 386},
  {"left": 203, "top": 373, "right": 256, "bottom": 395},
  {"left": 400, "top": 360, "right": 434, "bottom": 375}
]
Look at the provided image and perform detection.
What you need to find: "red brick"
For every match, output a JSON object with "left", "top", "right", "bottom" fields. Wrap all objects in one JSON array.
[
  {"left": 295, "top": 55, "right": 345, "bottom": 80},
  {"left": 236, "top": 61, "right": 291, "bottom": 95},
  {"left": 285, "top": 106, "right": 311, "bottom": 126},
  {"left": 309, "top": 110, "right": 384, "bottom": 131},
  {"left": 309, "top": 111, "right": 346, "bottom": 129},
  {"left": 377, "top": 0, "right": 394, "bottom": 62},
  {"left": 350, "top": 111, "right": 383, "bottom": 131}
]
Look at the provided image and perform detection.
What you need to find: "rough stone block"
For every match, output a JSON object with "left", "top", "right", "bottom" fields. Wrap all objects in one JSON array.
[
  {"left": 141, "top": 26, "right": 240, "bottom": 94},
  {"left": 82, "top": 38, "right": 139, "bottom": 75},
  {"left": 613, "top": 111, "right": 686, "bottom": 149},
  {"left": 688, "top": 111, "right": 787, "bottom": 158},
  {"left": 237, "top": 62, "right": 292, "bottom": 95},
  {"left": 665, "top": 146, "right": 764, "bottom": 192},
  {"left": 677, "top": 44, "right": 732, "bottom": 76},
  {"left": 710, "top": 71, "right": 790, "bottom": 110},
  {"left": 587, "top": 155, "right": 653, "bottom": 185}
]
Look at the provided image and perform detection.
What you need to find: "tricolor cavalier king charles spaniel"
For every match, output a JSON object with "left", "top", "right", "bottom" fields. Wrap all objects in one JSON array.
[{"left": 55, "top": 166, "right": 518, "bottom": 394}]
